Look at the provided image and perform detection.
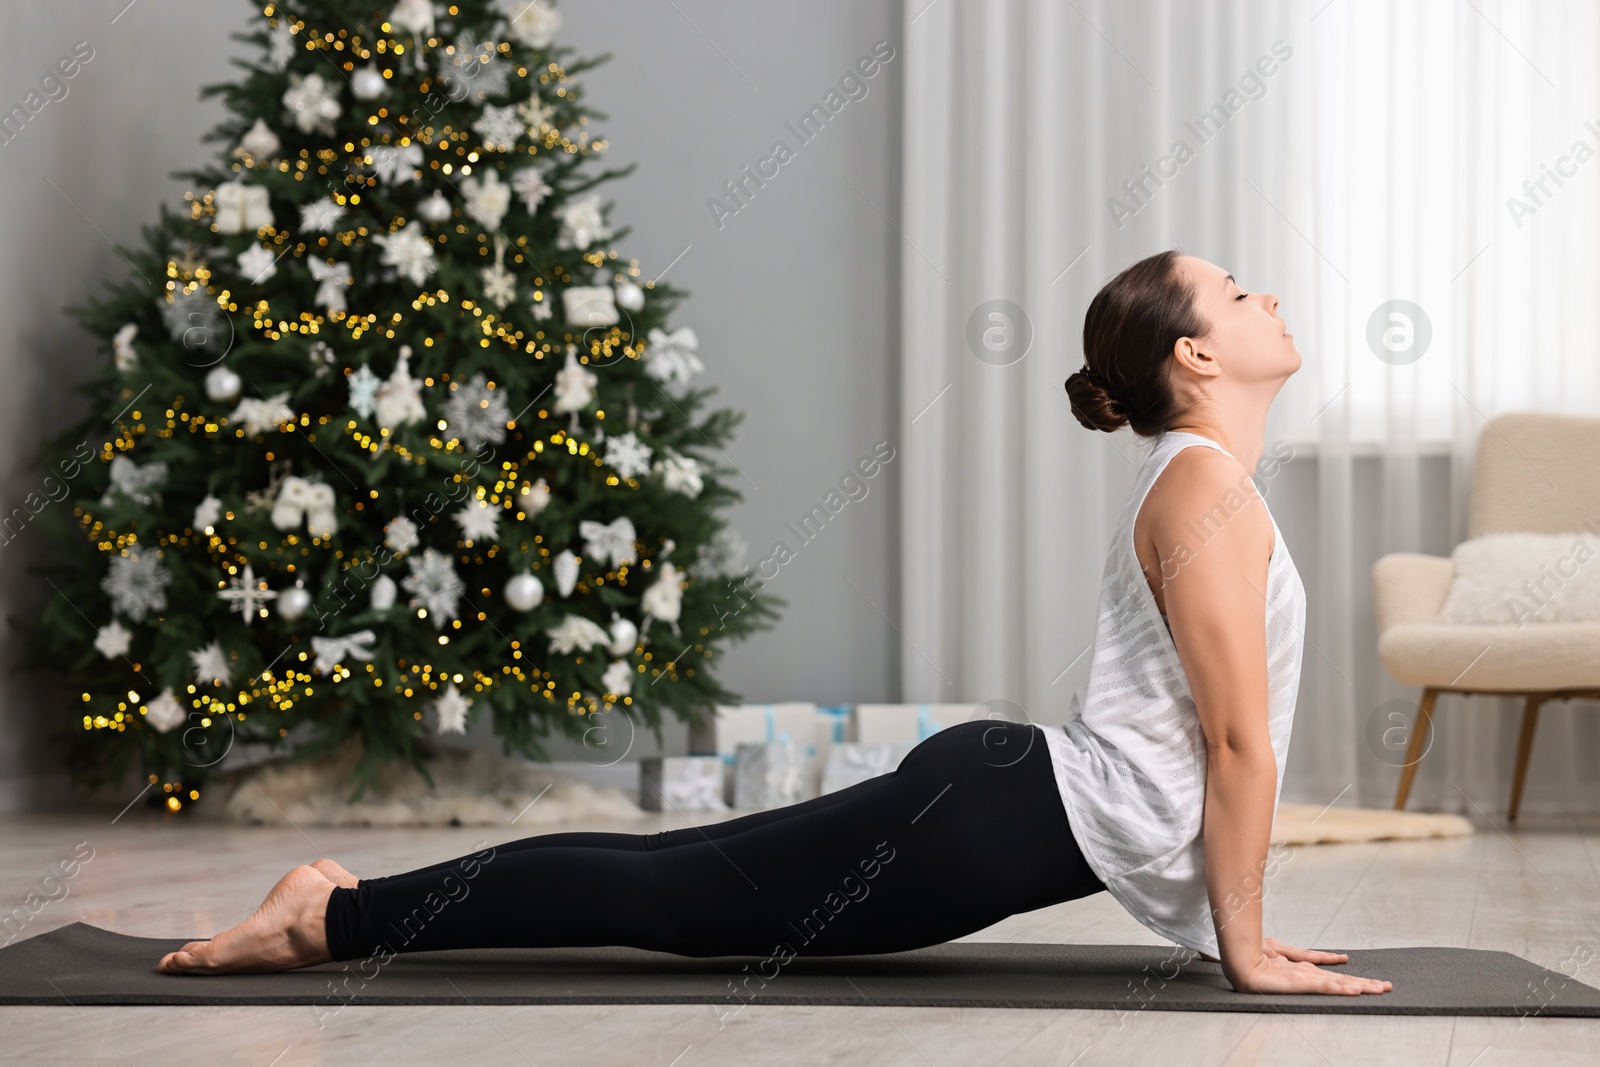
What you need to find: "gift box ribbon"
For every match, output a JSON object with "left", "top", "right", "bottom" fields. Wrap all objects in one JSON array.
[{"left": 817, "top": 703, "right": 850, "bottom": 742}]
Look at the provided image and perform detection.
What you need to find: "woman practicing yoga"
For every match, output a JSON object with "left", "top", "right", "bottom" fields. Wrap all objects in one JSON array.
[{"left": 158, "top": 250, "right": 1391, "bottom": 997}]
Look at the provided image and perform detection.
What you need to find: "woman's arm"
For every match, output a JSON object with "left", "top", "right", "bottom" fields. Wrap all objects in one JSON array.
[{"left": 1152, "top": 449, "right": 1390, "bottom": 997}]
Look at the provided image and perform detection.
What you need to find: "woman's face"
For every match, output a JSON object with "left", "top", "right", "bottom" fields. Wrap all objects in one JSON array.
[{"left": 1174, "top": 255, "right": 1301, "bottom": 383}]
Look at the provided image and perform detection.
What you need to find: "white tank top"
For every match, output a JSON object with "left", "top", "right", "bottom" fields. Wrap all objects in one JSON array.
[{"left": 1042, "top": 430, "right": 1306, "bottom": 959}]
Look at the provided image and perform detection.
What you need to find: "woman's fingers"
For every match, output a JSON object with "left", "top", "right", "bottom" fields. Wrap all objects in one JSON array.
[{"left": 1263, "top": 937, "right": 1349, "bottom": 964}]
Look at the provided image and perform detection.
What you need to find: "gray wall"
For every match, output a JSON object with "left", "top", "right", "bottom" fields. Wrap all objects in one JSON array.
[{"left": 0, "top": 1, "right": 905, "bottom": 808}]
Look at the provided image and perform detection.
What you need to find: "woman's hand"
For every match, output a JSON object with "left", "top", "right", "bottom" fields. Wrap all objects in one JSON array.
[{"left": 1227, "top": 940, "right": 1392, "bottom": 996}]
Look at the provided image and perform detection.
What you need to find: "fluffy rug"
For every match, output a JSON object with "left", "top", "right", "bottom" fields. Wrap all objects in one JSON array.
[
  {"left": 1271, "top": 803, "right": 1474, "bottom": 845},
  {"left": 200, "top": 740, "right": 646, "bottom": 828}
]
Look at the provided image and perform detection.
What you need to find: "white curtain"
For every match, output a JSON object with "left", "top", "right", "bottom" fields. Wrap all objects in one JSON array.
[{"left": 899, "top": 0, "right": 1600, "bottom": 813}]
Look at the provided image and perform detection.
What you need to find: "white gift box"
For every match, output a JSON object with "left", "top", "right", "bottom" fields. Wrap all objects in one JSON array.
[
  {"left": 691, "top": 702, "right": 847, "bottom": 801},
  {"left": 561, "top": 285, "right": 620, "bottom": 326},
  {"left": 639, "top": 756, "right": 727, "bottom": 812},
  {"left": 732, "top": 740, "right": 808, "bottom": 809},
  {"left": 852, "top": 703, "right": 974, "bottom": 746},
  {"left": 689, "top": 702, "right": 820, "bottom": 754},
  {"left": 819, "top": 741, "right": 915, "bottom": 795}
]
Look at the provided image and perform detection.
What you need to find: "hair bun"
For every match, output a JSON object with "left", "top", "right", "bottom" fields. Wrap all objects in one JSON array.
[{"left": 1064, "top": 364, "right": 1130, "bottom": 434}]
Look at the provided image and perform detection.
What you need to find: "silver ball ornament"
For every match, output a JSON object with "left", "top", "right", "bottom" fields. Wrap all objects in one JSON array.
[
  {"left": 505, "top": 572, "right": 544, "bottom": 612},
  {"left": 278, "top": 582, "right": 312, "bottom": 622},
  {"left": 608, "top": 614, "right": 638, "bottom": 656},
  {"left": 205, "top": 365, "right": 242, "bottom": 402},
  {"left": 417, "top": 191, "right": 453, "bottom": 224},
  {"left": 614, "top": 280, "right": 644, "bottom": 311},
  {"left": 352, "top": 67, "right": 388, "bottom": 100}
]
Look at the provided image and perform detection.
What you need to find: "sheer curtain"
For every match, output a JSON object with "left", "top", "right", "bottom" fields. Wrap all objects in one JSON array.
[{"left": 899, "top": 0, "right": 1600, "bottom": 813}]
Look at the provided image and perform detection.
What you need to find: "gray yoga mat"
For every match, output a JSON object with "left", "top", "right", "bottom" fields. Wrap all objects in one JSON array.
[{"left": 3, "top": 922, "right": 1599, "bottom": 1016}]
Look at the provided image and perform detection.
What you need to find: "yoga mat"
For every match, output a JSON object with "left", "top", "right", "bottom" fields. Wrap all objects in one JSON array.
[{"left": 3, "top": 923, "right": 1598, "bottom": 1017}]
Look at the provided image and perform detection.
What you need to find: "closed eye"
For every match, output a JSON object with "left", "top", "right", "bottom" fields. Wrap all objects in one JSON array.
[{"left": 1235, "top": 292, "right": 1249, "bottom": 301}]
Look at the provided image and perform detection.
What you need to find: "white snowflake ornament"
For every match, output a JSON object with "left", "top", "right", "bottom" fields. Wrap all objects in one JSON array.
[
  {"left": 442, "top": 371, "right": 510, "bottom": 450},
  {"left": 517, "top": 94, "right": 555, "bottom": 131},
  {"left": 555, "top": 192, "right": 612, "bottom": 250},
  {"left": 502, "top": 0, "right": 562, "bottom": 47},
  {"left": 510, "top": 165, "right": 552, "bottom": 212},
  {"left": 300, "top": 199, "right": 347, "bottom": 232},
  {"left": 282, "top": 71, "right": 341, "bottom": 135},
  {"left": 604, "top": 431, "right": 653, "bottom": 481},
  {"left": 189, "top": 641, "right": 232, "bottom": 686},
  {"left": 369, "top": 143, "right": 424, "bottom": 185},
  {"left": 102, "top": 548, "right": 171, "bottom": 622},
  {"left": 473, "top": 106, "right": 522, "bottom": 152},
  {"left": 403, "top": 548, "right": 465, "bottom": 627},
  {"left": 453, "top": 499, "right": 501, "bottom": 544},
  {"left": 438, "top": 29, "right": 512, "bottom": 100},
  {"left": 384, "top": 516, "right": 420, "bottom": 555},
  {"left": 347, "top": 364, "right": 381, "bottom": 419},
  {"left": 237, "top": 244, "right": 280, "bottom": 284},
  {"left": 94, "top": 620, "right": 133, "bottom": 660},
  {"left": 374, "top": 221, "right": 437, "bottom": 286},
  {"left": 601, "top": 658, "right": 633, "bottom": 697},
  {"left": 656, "top": 448, "right": 704, "bottom": 498},
  {"left": 218, "top": 563, "right": 278, "bottom": 624},
  {"left": 144, "top": 690, "right": 187, "bottom": 734},
  {"left": 434, "top": 684, "right": 471, "bottom": 734},
  {"left": 266, "top": 21, "right": 297, "bottom": 70},
  {"left": 546, "top": 614, "right": 612, "bottom": 655}
]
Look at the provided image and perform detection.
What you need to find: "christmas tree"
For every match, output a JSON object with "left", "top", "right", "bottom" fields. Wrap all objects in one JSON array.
[{"left": 27, "top": 0, "right": 782, "bottom": 812}]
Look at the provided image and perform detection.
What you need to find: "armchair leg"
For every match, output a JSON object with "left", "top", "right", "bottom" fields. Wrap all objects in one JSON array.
[
  {"left": 1508, "top": 695, "right": 1543, "bottom": 823},
  {"left": 1393, "top": 687, "right": 1440, "bottom": 810}
]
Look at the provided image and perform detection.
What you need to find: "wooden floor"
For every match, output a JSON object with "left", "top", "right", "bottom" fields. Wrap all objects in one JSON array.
[{"left": 1, "top": 803, "right": 1598, "bottom": 1066}]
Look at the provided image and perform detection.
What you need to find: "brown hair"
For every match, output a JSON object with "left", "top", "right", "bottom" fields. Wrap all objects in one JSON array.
[{"left": 1065, "top": 248, "right": 1203, "bottom": 437}]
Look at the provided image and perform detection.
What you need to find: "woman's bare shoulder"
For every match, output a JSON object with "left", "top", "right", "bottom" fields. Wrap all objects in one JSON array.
[{"left": 1142, "top": 446, "right": 1272, "bottom": 561}]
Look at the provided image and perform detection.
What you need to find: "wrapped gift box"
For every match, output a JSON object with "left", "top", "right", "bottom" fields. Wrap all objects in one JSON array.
[
  {"left": 811, "top": 703, "right": 853, "bottom": 792},
  {"left": 819, "top": 741, "right": 915, "bottom": 795},
  {"left": 689, "top": 702, "right": 820, "bottom": 756},
  {"left": 852, "top": 703, "right": 975, "bottom": 746},
  {"left": 639, "top": 756, "right": 727, "bottom": 812},
  {"left": 689, "top": 703, "right": 855, "bottom": 802},
  {"left": 732, "top": 740, "right": 808, "bottom": 809}
]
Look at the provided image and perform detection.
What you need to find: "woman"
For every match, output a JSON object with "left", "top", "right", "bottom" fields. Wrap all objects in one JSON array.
[{"left": 158, "top": 250, "right": 1390, "bottom": 997}]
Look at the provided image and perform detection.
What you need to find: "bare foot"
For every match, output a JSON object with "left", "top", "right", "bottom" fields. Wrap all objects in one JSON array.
[
  {"left": 157, "top": 864, "right": 337, "bottom": 975},
  {"left": 311, "top": 857, "right": 360, "bottom": 889}
]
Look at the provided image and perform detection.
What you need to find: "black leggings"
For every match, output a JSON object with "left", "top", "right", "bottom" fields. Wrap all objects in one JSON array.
[{"left": 322, "top": 720, "right": 1106, "bottom": 962}]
